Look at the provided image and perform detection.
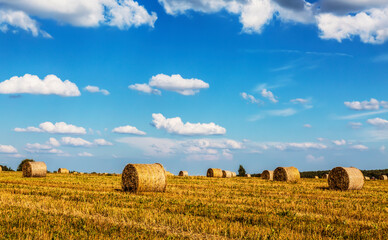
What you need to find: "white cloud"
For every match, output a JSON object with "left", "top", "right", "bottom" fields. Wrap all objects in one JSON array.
[
  {"left": 0, "top": 144, "right": 17, "bottom": 153},
  {"left": 303, "top": 124, "right": 312, "bottom": 128},
  {"left": 241, "top": 92, "right": 261, "bottom": 104},
  {"left": 0, "top": 9, "right": 50, "bottom": 37},
  {"left": 48, "top": 137, "right": 60, "bottom": 147},
  {"left": 317, "top": 7, "right": 388, "bottom": 44},
  {"left": 0, "top": 74, "right": 80, "bottom": 97},
  {"left": 268, "top": 108, "right": 296, "bottom": 117},
  {"left": 15, "top": 122, "right": 86, "bottom": 134},
  {"left": 380, "top": 145, "right": 386, "bottom": 153},
  {"left": 261, "top": 89, "right": 278, "bottom": 103},
  {"left": 78, "top": 152, "right": 93, "bottom": 157},
  {"left": 349, "top": 122, "right": 363, "bottom": 129},
  {"left": 291, "top": 98, "right": 308, "bottom": 104},
  {"left": 344, "top": 98, "right": 380, "bottom": 110},
  {"left": 84, "top": 85, "right": 110, "bottom": 95},
  {"left": 350, "top": 144, "right": 369, "bottom": 150},
  {"left": 332, "top": 139, "right": 347, "bottom": 146},
  {"left": 367, "top": 117, "right": 388, "bottom": 128},
  {"left": 306, "top": 154, "right": 324, "bottom": 163},
  {"left": 338, "top": 109, "right": 388, "bottom": 120},
  {"left": 93, "top": 138, "right": 113, "bottom": 146},
  {"left": 61, "top": 137, "right": 92, "bottom": 147},
  {"left": 112, "top": 125, "right": 146, "bottom": 135},
  {"left": 272, "top": 142, "right": 327, "bottom": 151},
  {"left": 25, "top": 143, "right": 52, "bottom": 150},
  {"left": 0, "top": 0, "right": 157, "bottom": 37},
  {"left": 152, "top": 113, "right": 226, "bottom": 135},
  {"left": 128, "top": 83, "right": 161, "bottom": 95}
]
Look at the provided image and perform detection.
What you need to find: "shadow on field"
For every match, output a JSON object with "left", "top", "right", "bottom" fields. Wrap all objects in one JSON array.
[
  {"left": 114, "top": 189, "right": 124, "bottom": 192},
  {"left": 316, "top": 186, "right": 330, "bottom": 190}
]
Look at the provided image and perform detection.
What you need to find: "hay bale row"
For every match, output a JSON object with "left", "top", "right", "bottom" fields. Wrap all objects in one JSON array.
[
  {"left": 328, "top": 167, "right": 364, "bottom": 190},
  {"left": 274, "top": 167, "right": 300, "bottom": 183},
  {"left": 122, "top": 163, "right": 167, "bottom": 193},
  {"left": 179, "top": 171, "right": 188, "bottom": 177},
  {"left": 261, "top": 170, "right": 273, "bottom": 180},
  {"left": 222, "top": 170, "right": 232, "bottom": 178},
  {"left": 207, "top": 168, "right": 223, "bottom": 178},
  {"left": 58, "top": 168, "right": 69, "bottom": 174},
  {"left": 23, "top": 161, "right": 47, "bottom": 177},
  {"left": 246, "top": 174, "right": 251, "bottom": 177},
  {"left": 231, "top": 172, "right": 236, "bottom": 177},
  {"left": 379, "top": 175, "right": 388, "bottom": 180}
]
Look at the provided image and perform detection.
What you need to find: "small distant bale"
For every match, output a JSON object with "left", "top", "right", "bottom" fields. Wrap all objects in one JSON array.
[
  {"left": 328, "top": 167, "right": 364, "bottom": 190},
  {"left": 364, "top": 176, "right": 370, "bottom": 180},
  {"left": 179, "top": 171, "right": 188, "bottom": 177},
  {"left": 222, "top": 170, "right": 232, "bottom": 178},
  {"left": 379, "top": 175, "right": 388, "bottom": 180},
  {"left": 79, "top": 172, "right": 84, "bottom": 175},
  {"left": 207, "top": 168, "right": 223, "bottom": 178},
  {"left": 22, "top": 161, "right": 47, "bottom": 177},
  {"left": 371, "top": 177, "right": 376, "bottom": 180},
  {"left": 322, "top": 174, "right": 329, "bottom": 179},
  {"left": 261, "top": 170, "right": 274, "bottom": 180},
  {"left": 231, "top": 172, "right": 237, "bottom": 177},
  {"left": 315, "top": 176, "right": 319, "bottom": 179},
  {"left": 73, "top": 171, "right": 79, "bottom": 174},
  {"left": 122, "top": 163, "right": 167, "bottom": 193},
  {"left": 246, "top": 174, "right": 251, "bottom": 177},
  {"left": 58, "top": 168, "right": 69, "bottom": 174},
  {"left": 274, "top": 167, "right": 300, "bottom": 183}
]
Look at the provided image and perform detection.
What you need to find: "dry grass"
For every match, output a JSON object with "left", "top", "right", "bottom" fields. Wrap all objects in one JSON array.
[
  {"left": 122, "top": 163, "right": 167, "bottom": 193},
  {"left": 22, "top": 161, "right": 47, "bottom": 178},
  {"left": 328, "top": 167, "right": 364, "bottom": 190},
  {"left": 0, "top": 172, "right": 387, "bottom": 239}
]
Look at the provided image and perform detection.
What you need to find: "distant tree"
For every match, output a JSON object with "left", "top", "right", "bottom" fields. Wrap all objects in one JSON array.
[
  {"left": 238, "top": 165, "right": 246, "bottom": 177},
  {"left": 17, "top": 159, "right": 34, "bottom": 171},
  {"left": 0, "top": 165, "right": 14, "bottom": 171}
]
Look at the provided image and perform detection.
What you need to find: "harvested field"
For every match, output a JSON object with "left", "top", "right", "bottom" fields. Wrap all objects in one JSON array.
[{"left": 0, "top": 172, "right": 387, "bottom": 239}]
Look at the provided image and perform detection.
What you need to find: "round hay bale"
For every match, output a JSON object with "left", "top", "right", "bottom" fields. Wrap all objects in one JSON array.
[
  {"left": 246, "top": 174, "right": 251, "bottom": 177},
  {"left": 328, "top": 167, "right": 364, "bottom": 190},
  {"left": 222, "top": 170, "right": 232, "bottom": 178},
  {"left": 379, "top": 175, "right": 388, "bottom": 180},
  {"left": 179, "top": 171, "right": 188, "bottom": 177},
  {"left": 58, "top": 168, "right": 69, "bottom": 174},
  {"left": 22, "top": 161, "right": 47, "bottom": 177},
  {"left": 364, "top": 176, "right": 370, "bottom": 180},
  {"left": 231, "top": 172, "right": 237, "bottom": 177},
  {"left": 0, "top": 166, "right": 2, "bottom": 172},
  {"left": 322, "top": 174, "right": 329, "bottom": 179},
  {"left": 261, "top": 170, "right": 274, "bottom": 180},
  {"left": 122, "top": 163, "right": 167, "bottom": 193},
  {"left": 207, "top": 168, "right": 223, "bottom": 178},
  {"left": 274, "top": 167, "right": 300, "bottom": 183},
  {"left": 315, "top": 176, "right": 319, "bottom": 179}
]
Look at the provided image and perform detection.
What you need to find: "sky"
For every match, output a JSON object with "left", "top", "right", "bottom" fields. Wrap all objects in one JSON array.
[{"left": 0, "top": 0, "right": 388, "bottom": 174}]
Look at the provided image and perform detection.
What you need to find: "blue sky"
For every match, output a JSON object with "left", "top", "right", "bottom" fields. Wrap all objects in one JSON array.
[{"left": 0, "top": 0, "right": 387, "bottom": 174}]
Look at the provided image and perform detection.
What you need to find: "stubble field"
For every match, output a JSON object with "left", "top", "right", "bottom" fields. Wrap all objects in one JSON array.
[{"left": 0, "top": 172, "right": 387, "bottom": 239}]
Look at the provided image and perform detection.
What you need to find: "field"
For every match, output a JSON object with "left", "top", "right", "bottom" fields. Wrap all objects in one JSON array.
[{"left": 0, "top": 172, "right": 387, "bottom": 239}]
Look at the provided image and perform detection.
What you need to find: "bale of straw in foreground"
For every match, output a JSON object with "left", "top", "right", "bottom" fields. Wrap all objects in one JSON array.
[
  {"left": 179, "top": 171, "right": 188, "bottom": 177},
  {"left": 322, "top": 174, "right": 329, "bottom": 179},
  {"left": 246, "top": 174, "right": 251, "bottom": 177},
  {"left": 58, "top": 168, "right": 69, "bottom": 174},
  {"left": 231, "top": 172, "right": 237, "bottom": 177},
  {"left": 22, "top": 161, "right": 47, "bottom": 177},
  {"left": 274, "top": 167, "right": 300, "bottom": 183},
  {"left": 207, "top": 168, "right": 223, "bottom": 178},
  {"left": 222, "top": 170, "right": 232, "bottom": 178},
  {"left": 328, "top": 167, "right": 364, "bottom": 190},
  {"left": 379, "top": 175, "right": 388, "bottom": 180},
  {"left": 261, "top": 170, "right": 274, "bottom": 180},
  {"left": 0, "top": 166, "right": 2, "bottom": 172},
  {"left": 122, "top": 163, "right": 167, "bottom": 193}
]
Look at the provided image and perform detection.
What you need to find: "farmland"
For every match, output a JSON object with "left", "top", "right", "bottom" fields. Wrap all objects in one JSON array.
[{"left": 0, "top": 172, "right": 387, "bottom": 239}]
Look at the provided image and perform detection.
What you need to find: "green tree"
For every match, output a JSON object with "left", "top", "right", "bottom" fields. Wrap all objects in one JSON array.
[
  {"left": 238, "top": 165, "right": 246, "bottom": 177},
  {"left": 0, "top": 165, "right": 14, "bottom": 171},
  {"left": 17, "top": 159, "right": 34, "bottom": 171}
]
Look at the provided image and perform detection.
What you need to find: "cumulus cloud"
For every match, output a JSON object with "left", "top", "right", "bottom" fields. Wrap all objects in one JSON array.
[
  {"left": 241, "top": 92, "right": 261, "bottom": 104},
  {"left": 152, "top": 113, "right": 226, "bottom": 135},
  {"left": 0, "top": 74, "right": 80, "bottom": 97},
  {"left": 61, "top": 137, "right": 92, "bottom": 147},
  {"left": 291, "top": 98, "right": 309, "bottom": 104},
  {"left": 350, "top": 144, "right": 369, "bottom": 150},
  {"left": 78, "top": 152, "right": 93, "bottom": 157},
  {"left": 332, "top": 139, "right": 347, "bottom": 146},
  {"left": 48, "top": 137, "right": 60, "bottom": 147},
  {"left": 0, "top": 0, "right": 157, "bottom": 37},
  {"left": 344, "top": 98, "right": 382, "bottom": 110},
  {"left": 303, "top": 124, "right": 312, "bottom": 128},
  {"left": 93, "top": 138, "right": 113, "bottom": 146},
  {"left": 84, "top": 85, "right": 110, "bottom": 95},
  {"left": 0, "top": 144, "right": 17, "bottom": 153},
  {"left": 112, "top": 125, "right": 146, "bottom": 135},
  {"left": 130, "top": 74, "right": 209, "bottom": 96},
  {"left": 306, "top": 154, "right": 324, "bottom": 163},
  {"left": 15, "top": 122, "right": 86, "bottom": 134},
  {"left": 261, "top": 89, "right": 278, "bottom": 103},
  {"left": 272, "top": 142, "right": 327, "bottom": 151},
  {"left": 128, "top": 83, "right": 161, "bottom": 95},
  {"left": 367, "top": 117, "right": 388, "bottom": 128}
]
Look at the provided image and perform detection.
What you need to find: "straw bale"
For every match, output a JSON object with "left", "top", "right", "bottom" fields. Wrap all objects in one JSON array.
[
  {"left": 328, "top": 167, "right": 364, "bottom": 190},
  {"left": 261, "top": 170, "right": 274, "bottom": 180},
  {"left": 222, "top": 170, "right": 232, "bottom": 178},
  {"left": 58, "top": 168, "right": 69, "bottom": 174},
  {"left": 122, "top": 163, "right": 167, "bottom": 193},
  {"left": 274, "top": 167, "right": 300, "bottom": 183},
  {"left": 207, "top": 168, "right": 223, "bottom": 178},
  {"left": 22, "top": 161, "right": 47, "bottom": 177},
  {"left": 179, "top": 171, "right": 188, "bottom": 177}
]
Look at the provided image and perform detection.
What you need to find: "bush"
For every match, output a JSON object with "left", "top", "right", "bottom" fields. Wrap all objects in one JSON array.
[
  {"left": 17, "top": 159, "right": 34, "bottom": 171},
  {"left": 238, "top": 165, "right": 246, "bottom": 177}
]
